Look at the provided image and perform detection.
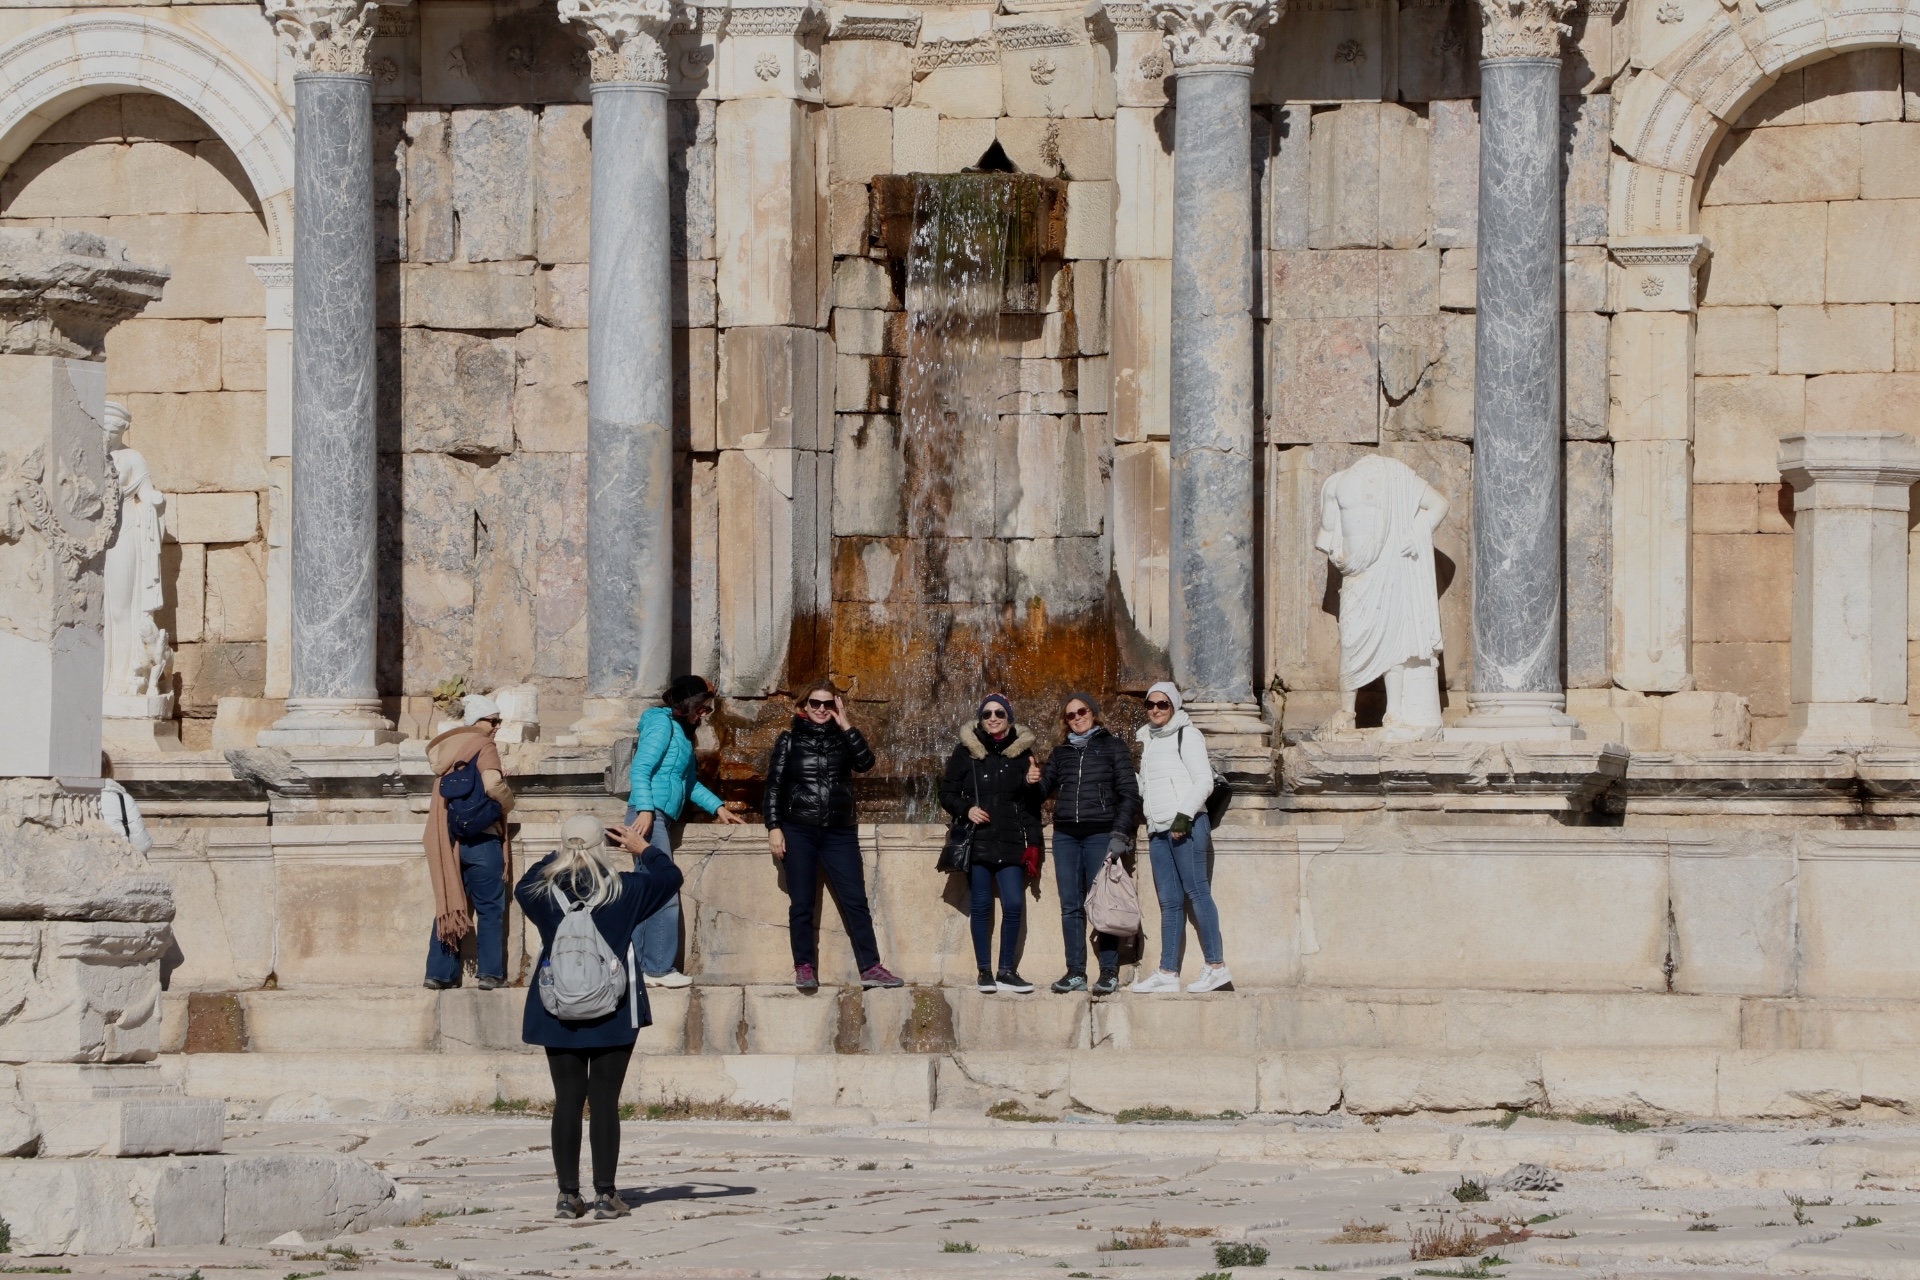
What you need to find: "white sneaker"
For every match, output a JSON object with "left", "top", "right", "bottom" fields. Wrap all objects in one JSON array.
[
  {"left": 647, "top": 970, "right": 692, "bottom": 989},
  {"left": 1130, "top": 969, "right": 1181, "bottom": 994},
  {"left": 1186, "top": 965, "right": 1233, "bottom": 994}
]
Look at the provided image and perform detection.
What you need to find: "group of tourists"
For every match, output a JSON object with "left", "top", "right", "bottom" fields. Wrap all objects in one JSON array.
[{"left": 419, "top": 674, "right": 1231, "bottom": 1219}]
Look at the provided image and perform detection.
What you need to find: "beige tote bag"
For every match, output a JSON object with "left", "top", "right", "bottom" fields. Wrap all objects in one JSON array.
[{"left": 1084, "top": 854, "right": 1141, "bottom": 938}]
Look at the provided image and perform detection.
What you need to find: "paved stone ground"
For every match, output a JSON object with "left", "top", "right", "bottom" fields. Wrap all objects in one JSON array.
[{"left": 45, "top": 1115, "right": 1920, "bottom": 1279}]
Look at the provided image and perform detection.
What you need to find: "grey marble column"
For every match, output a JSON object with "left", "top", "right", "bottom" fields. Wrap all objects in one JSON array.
[
  {"left": 561, "top": 0, "right": 678, "bottom": 742},
  {"left": 260, "top": 0, "right": 397, "bottom": 746},
  {"left": 1148, "top": 0, "right": 1279, "bottom": 772},
  {"left": 1448, "top": 0, "right": 1580, "bottom": 742}
]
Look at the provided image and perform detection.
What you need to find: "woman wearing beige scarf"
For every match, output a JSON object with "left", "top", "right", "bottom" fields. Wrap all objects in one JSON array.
[{"left": 423, "top": 695, "right": 516, "bottom": 989}]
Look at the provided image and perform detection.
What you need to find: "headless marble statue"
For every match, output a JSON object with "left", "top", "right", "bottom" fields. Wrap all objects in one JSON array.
[
  {"left": 1314, "top": 455, "right": 1450, "bottom": 741},
  {"left": 101, "top": 401, "right": 173, "bottom": 716}
]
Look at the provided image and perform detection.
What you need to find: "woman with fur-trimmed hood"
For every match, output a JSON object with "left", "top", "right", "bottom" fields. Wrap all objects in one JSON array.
[{"left": 938, "top": 693, "right": 1045, "bottom": 995}]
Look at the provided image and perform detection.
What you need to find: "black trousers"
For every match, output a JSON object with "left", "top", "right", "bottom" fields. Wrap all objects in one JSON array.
[
  {"left": 545, "top": 1045, "right": 634, "bottom": 1195},
  {"left": 782, "top": 823, "right": 881, "bottom": 971}
]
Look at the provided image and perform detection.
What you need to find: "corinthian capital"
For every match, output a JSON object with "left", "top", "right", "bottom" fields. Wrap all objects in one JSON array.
[
  {"left": 1146, "top": 0, "right": 1281, "bottom": 72},
  {"left": 265, "top": 0, "right": 381, "bottom": 74},
  {"left": 558, "top": 0, "right": 682, "bottom": 83},
  {"left": 1478, "top": 0, "right": 1576, "bottom": 60}
]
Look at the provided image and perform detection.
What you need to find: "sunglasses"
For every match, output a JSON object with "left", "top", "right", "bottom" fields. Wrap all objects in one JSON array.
[
  {"left": 1064, "top": 707, "right": 1092, "bottom": 721},
  {"left": 1145, "top": 699, "right": 1173, "bottom": 711},
  {"left": 981, "top": 709, "right": 1009, "bottom": 720},
  {"left": 804, "top": 697, "right": 835, "bottom": 709}
]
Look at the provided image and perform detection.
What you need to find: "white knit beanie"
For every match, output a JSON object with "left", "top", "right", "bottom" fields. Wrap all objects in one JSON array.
[{"left": 462, "top": 693, "right": 503, "bottom": 725}]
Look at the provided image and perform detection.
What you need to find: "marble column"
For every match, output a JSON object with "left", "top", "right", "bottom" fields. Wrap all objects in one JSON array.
[
  {"left": 1147, "top": 0, "right": 1279, "bottom": 773},
  {"left": 560, "top": 0, "right": 679, "bottom": 742},
  {"left": 1446, "top": 0, "right": 1580, "bottom": 743},
  {"left": 258, "top": 0, "right": 397, "bottom": 747}
]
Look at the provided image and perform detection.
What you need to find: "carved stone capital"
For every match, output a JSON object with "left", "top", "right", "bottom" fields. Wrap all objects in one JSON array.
[
  {"left": 0, "top": 229, "right": 169, "bottom": 360},
  {"left": 264, "top": 0, "right": 381, "bottom": 74},
  {"left": 1477, "top": 0, "right": 1576, "bottom": 60},
  {"left": 557, "top": 0, "right": 683, "bottom": 84},
  {"left": 1147, "top": 0, "right": 1282, "bottom": 72}
]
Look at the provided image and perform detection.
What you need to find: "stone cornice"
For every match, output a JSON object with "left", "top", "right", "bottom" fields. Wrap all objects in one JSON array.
[
  {"left": 728, "top": 2, "right": 829, "bottom": 36},
  {"left": 1146, "top": 0, "right": 1282, "bottom": 72},
  {"left": 265, "top": 0, "right": 381, "bottom": 74},
  {"left": 912, "top": 34, "right": 999, "bottom": 75},
  {"left": 1477, "top": 0, "right": 1576, "bottom": 60},
  {"left": 557, "top": 0, "right": 684, "bottom": 84},
  {"left": 828, "top": 6, "right": 922, "bottom": 42},
  {"left": 996, "top": 18, "right": 1083, "bottom": 47}
]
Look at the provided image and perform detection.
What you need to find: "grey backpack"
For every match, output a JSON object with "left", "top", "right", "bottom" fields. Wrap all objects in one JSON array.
[{"left": 537, "top": 897, "right": 637, "bottom": 1027}]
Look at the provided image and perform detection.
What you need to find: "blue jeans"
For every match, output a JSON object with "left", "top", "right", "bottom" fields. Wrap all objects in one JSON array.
[
  {"left": 968, "top": 863, "right": 1025, "bottom": 973},
  {"left": 626, "top": 806, "right": 681, "bottom": 976},
  {"left": 1053, "top": 828, "right": 1120, "bottom": 978},
  {"left": 424, "top": 836, "right": 507, "bottom": 983},
  {"left": 1147, "top": 812, "right": 1222, "bottom": 972},
  {"left": 781, "top": 824, "right": 881, "bottom": 972}
]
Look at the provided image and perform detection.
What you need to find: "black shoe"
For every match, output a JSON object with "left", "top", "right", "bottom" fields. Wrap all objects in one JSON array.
[
  {"left": 556, "top": 1192, "right": 588, "bottom": 1219},
  {"left": 592, "top": 1191, "right": 631, "bottom": 1219},
  {"left": 476, "top": 975, "right": 505, "bottom": 991},
  {"left": 1091, "top": 973, "right": 1120, "bottom": 996},
  {"left": 995, "top": 970, "right": 1034, "bottom": 994},
  {"left": 1051, "top": 973, "right": 1087, "bottom": 994},
  {"left": 423, "top": 978, "right": 456, "bottom": 991},
  {"left": 976, "top": 967, "right": 997, "bottom": 993}
]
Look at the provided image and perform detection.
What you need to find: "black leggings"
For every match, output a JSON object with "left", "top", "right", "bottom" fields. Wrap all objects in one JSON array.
[{"left": 545, "top": 1045, "right": 634, "bottom": 1195}]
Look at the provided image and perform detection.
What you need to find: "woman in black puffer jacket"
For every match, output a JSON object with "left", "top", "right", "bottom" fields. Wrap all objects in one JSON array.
[
  {"left": 764, "top": 682, "right": 902, "bottom": 993},
  {"left": 1039, "top": 693, "right": 1140, "bottom": 996},
  {"left": 938, "top": 693, "right": 1044, "bottom": 995}
]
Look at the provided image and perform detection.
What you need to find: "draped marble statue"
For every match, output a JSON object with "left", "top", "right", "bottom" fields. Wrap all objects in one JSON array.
[
  {"left": 101, "top": 401, "right": 173, "bottom": 718},
  {"left": 1315, "top": 455, "right": 1450, "bottom": 741}
]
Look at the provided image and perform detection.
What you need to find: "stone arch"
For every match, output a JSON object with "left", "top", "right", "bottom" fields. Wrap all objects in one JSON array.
[
  {"left": 1610, "top": 0, "right": 1920, "bottom": 235},
  {"left": 0, "top": 14, "right": 293, "bottom": 254}
]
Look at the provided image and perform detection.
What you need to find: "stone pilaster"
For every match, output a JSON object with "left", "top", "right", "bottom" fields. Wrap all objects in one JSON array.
[
  {"left": 258, "top": 0, "right": 398, "bottom": 747},
  {"left": 1147, "top": 0, "right": 1279, "bottom": 774},
  {"left": 561, "top": 0, "right": 681, "bottom": 741},
  {"left": 1446, "top": 0, "right": 1580, "bottom": 744}
]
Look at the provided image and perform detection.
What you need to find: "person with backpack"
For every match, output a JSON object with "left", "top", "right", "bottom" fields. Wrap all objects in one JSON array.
[
  {"left": 517, "top": 813, "right": 682, "bottom": 1221},
  {"left": 1131, "top": 681, "right": 1233, "bottom": 994},
  {"left": 763, "top": 681, "right": 903, "bottom": 992},
  {"left": 938, "top": 693, "right": 1044, "bottom": 995},
  {"left": 625, "top": 675, "right": 746, "bottom": 988},
  {"left": 1038, "top": 693, "right": 1140, "bottom": 995},
  {"left": 423, "top": 694, "right": 515, "bottom": 991}
]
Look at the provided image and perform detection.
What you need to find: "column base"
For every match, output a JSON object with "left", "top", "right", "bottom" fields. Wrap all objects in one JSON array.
[
  {"left": 1771, "top": 702, "right": 1920, "bottom": 754},
  {"left": 256, "top": 698, "right": 400, "bottom": 748},
  {"left": 1181, "top": 701, "right": 1275, "bottom": 777},
  {"left": 568, "top": 696, "right": 643, "bottom": 747},
  {"left": 17, "top": 1062, "right": 225, "bottom": 1158},
  {"left": 1444, "top": 692, "right": 1586, "bottom": 743}
]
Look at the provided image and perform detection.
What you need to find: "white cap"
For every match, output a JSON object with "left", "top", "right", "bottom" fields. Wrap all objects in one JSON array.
[
  {"left": 462, "top": 693, "right": 503, "bottom": 725},
  {"left": 560, "top": 813, "right": 605, "bottom": 849}
]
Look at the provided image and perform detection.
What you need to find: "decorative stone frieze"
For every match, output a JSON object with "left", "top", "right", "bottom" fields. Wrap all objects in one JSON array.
[
  {"left": 264, "top": 0, "right": 382, "bottom": 74},
  {"left": 912, "top": 34, "right": 1000, "bottom": 77},
  {"left": 1610, "top": 234, "right": 1709, "bottom": 313},
  {"left": 1147, "top": 0, "right": 1282, "bottom": 72},
  {"left": 557, "top": 0, "right": 684, "bottom": 84},
  {"left": 998, "top": 19, "right": 1084, "bottom": 48},
  {"left": 727, "top": 4, "right": 828, "bottom": 35},
  {"left": 1476, "top": 0, "right": 1576, "bottom": 60},
  {"left": 1098, "top": 2, "right": 1161, "bottom": 32},
  {"left": 827, "top": 7, "right": 922, "bottom": 43}
]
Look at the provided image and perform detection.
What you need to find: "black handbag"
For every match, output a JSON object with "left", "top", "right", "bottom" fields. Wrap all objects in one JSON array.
[{"left": 936, "top": 760, "right": 978, "bottom": 873}]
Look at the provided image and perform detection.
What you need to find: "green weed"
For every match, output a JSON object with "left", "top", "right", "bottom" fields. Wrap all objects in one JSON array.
[
  {"left": 1213, "top": 1241, "right": 1269, "bottom": 1267},
  {"left": 1450, "top": 1178, "right": 1490, "bottom": 1203},
  {"left": 1412, "top": 1256, "right": 1508, "bottom": 1279},
  {"left": 1115, "top": 1106, "right": 1245, "bottom": 1125},
  {"left": 939, "top": 1240, "right": 977, "bottom": 1253},
  {"left": 1847, "top": 1216, "right": 1883, "bottom": 1228}
]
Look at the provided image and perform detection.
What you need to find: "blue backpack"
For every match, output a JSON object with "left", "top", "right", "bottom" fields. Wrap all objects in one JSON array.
[{"left": 441, "top": 757, "right": 504, "bottom": 843}]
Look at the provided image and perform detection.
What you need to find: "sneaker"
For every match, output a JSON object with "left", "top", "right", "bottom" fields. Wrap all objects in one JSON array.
[
  {"left": 646, "top": 970, "right": 693, "bottom": 989},
  {"left": 976, "top": 967, "right": 997, "bottom": 993},
  {"left": 422, "top": 978, "right": 456, "bottom": 991},
  {"left": 1130, "top": 969, "right": 1181, "bottom": 994},
  {"left": 592, "top": 1191, "right": 631, "bottom": 1219},
  {"left": 476, "top": 975, "right": 505, "bottom": 991},
  {"left": 1051, "top": 973, "right": 1088, "bottom": 994},
  {"left": 1091, "top": 973, "right": 1119, "bottom": 996},
  {"left": 1186, "top": 964, "right": 1234, "bottom": 994},
  {"left": 555, "top": 1192, "right": 588, "bottom": 1220},
  {"left": 995, "top": 970, "right": 1034, "bottom": 994},
  {"left": 860, "top": 963, "right": 905, "bottom": 989},
  {"left": 794, "top": 963, "right": 819, "bottom": 992}
]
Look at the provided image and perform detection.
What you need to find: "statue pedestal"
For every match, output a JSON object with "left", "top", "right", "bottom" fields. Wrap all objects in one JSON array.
[
  {"left": 101, "top": 693, "right": 182, "bottom": 753},
  {"left": 1445, "top": 692, "right": 1586, "bottom": 743}
]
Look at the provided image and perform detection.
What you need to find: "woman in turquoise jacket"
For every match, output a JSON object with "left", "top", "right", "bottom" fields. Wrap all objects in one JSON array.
[{"left": 623, "top": 675, "right": 744, "bottom": 985}]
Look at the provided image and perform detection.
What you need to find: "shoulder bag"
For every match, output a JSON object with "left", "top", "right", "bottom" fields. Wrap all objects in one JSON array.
[{"left": 936, "top": 759, "right": 978, "bottom": 874}]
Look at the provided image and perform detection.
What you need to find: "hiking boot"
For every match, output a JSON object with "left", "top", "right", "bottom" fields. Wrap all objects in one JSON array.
[
  {"left": 794, "top": 963, "right": 818, "bottom": 992},
  {"left": 976, "top": 967, "right": 997, "bottom": 993},
  {"left": 1051, "top": 973, "right": 1088, "bottom": 994},
  {"left": 555, "top": 1192, "right": 588, "bottom": 1220},
  {"left": 1091, "top": 973, "right": 1120, "bottom": 996},
  {"left": 422, "top": 978, "right": 457, "bottom": 991},
  {"left": 592, "top": 1192, "right": 631, "bottom": 1219},
  {"left": 995, "top": 970, "right": 1034, "bottom": 994},
  {"left": 476, "top": 975, "right": 505, "bottom": 991},
  {"left": 860, "top": 963, "right": 904, "bottom": 989}
]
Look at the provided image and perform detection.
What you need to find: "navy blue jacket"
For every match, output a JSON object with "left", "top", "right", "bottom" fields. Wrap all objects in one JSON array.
[{"left": 515, "top": 847, "right": 683, "bottom": 1049}]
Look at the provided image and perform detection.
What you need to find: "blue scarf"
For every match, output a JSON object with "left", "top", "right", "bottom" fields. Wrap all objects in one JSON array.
[{"left": 1068, "top": 729, "right": 1094, "bottom": 746}]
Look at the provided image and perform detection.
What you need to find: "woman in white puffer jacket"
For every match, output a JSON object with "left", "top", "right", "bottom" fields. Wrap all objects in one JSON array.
[{"left": 1131, "top": 682, "right": 1232, "bottom": 994}]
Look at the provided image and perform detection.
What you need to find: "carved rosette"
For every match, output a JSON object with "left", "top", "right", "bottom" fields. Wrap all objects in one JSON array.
[
  {"left": 1146, "top": 0, "right": 1283, "bottom": 72},
  {"left": 264, "top": 0, "right": 381, "bottom": 74},
  {"left": 1477, "top": 0, "right": 1577, "bottom": 60},
  {"left": 557, "top": 0, "right": 683, "bottom": 84}
]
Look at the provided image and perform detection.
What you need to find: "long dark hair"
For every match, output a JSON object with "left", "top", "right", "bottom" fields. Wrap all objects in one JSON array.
[{"left": 663, "top": 674, "right": 714, "bottom": 727}]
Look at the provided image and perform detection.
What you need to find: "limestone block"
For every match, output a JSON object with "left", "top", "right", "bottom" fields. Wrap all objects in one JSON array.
[
  {"left": 1429, "top": 100, "right": 1479, "bottom": 249},
  {"left": 106, "top": 319, "right": 221, "bottom": 394},
  {"left": 1379, "top": 250, "right": 1438, "bottom": 318},
  {"left": 1658, "top": 690, "right": 1752, "bottom": 752},
  {"left": 823, "top": 38, "right": 914, "bottom": 108},
  {"left": 1072, "top": 261, "right": 1108, "bottom": 355},
  {"left": 536, "top": 263, "right": 588, "bottom": 329},
  {"left": 399, "top": 262, "right": 536, "bottom": 330},
  {"left": 1563, "top": 95, "right": 1611, "bottom": 245},
  {"left": 834, "top": 353, "right": 898, "bottom": 412},
  {"left": 221, "top": 317, "right": 266, "bottom": 392},
  {"left": 1702, "top": 124, "right": 1860, "bottom": 207},
  {"left": 827, "top": 106, "right": 892, "bottom": 186},
  {"left": 401, "top": 328, "right": 515, "bottom": 455},
  {"left": 512, "top": 325, "right": 588, "bottom": 453},
  {"left": 165, "top": 542, "right": 205, "bottom": 644},
  {"left": 669, "top": 100, "right": 718, "bottom": 262},
  {"left": 935, "top": 117, "right": 997, "bottom": 173},
  {"left": 1257, "top": 2, "right": 1382, "bottom": 104},
  {"left": 1270, "top": 317, "right": 1377, "bottom": 444},
  {"left": 1111, "top": 440, "right": 1169, "bottom": 654},
  {"left": 1696, "top": 306, "right": 1777, "bottom": 376},
  {"left": 831, "top": 308, "right": 897, "bottom": 356},
  {"left": 1309, "top": 104, "right": 1378, "bottom": 250},
  {"left": 1340, "top": 1054, "right": 1543, "bottom": 1115},
  {"left": 1566, "top": 441, "right": 1611, "bottom": 688},
  {"left": 1805, "top": 372, "right": 1920, "bottom": 434},
  {"left": 716, "top": 98, "right": 816, "bottom": 328},
  {"left": 673, "top": 259, "right": 718, "bottom": 328},
  {"left": 1826, "top": 200, "right": 1920, "bottom": 303},
  {"left": 1540, "top": 1049, "right": 1719, "bottom": 1118},
  {"left": 1695, "top": 482, "right": 1761, "bottom": 534},
  {"left": 534, "top": 104, "right": 591, "bottom": 265},
  {"left": 1860, "top": 121, "right": 1920, "bottom": 200},
  {"left": 1693, "top": 533, "right": 1793, "bottom": 643},
  {"left": 1269, "top": 104, "right": 1310, "bottom": 251},
  {"left": 1693, "top": 375, "right": 1804, "bottom": 483},
  {"left": 450, "top": 107, "right": 535, "bottom": 262},
  {"left": 1694, "top": 640, "right": 1791, "bottom": 720},
  {"left": 104, "top": 213, "right": 265, "bottom": 320},
  {"left": 0, "top": 143, "right": 130, "bottom": 220},
  {"left": 1110, "top": 259, "right": 1169, "bottom": 442},
  {"left": 1565, "top": 688, "right": 1660, "bottom": 749},
  {"left": 472, "top": 453, "right": 588, "bottom": 686},
  {"left": 420, "top": 0, "right": 592, "bottom": 104},
  {"left": 398, "top": 452, "right": 477, "bottom": 695},
  {"left": 1899, "top": 305, "right": 1920, "bottom": 370},
  {"left": 1064, "top": 181, "right": 1113, "bottom": 260},
  {"left": 1718, "top": 1050, "right": 1862, "bottom": 1118},
  {"left": 1376, "top": 317, "right": 1440, "bottom": 427},
  {"left": 832, "top": 414, "right": 903, "bottom": 535},
  {"left": 121, "top": 391, "right": 268, "bottom": 493},
  {"left": 1067, "top": 1053, "right": 1257, "bottom": 1117},
  {"left": 686, "top": 457, "right": 721, "bottom": 681},
  {"left": 1804, "top": 48, "right": 1902, "bottom": 124},
  {"left": 404, "top": 111, "right": 454, "bottom": 264},
  {"left": 1564, "top": 246, "right": 1608, "bottom": 313},
  {"left": 204, "top": 542, "right": 266, "bottom": 643},
  {"left": 1272, "top": 250, "right": 1376, "bottom": 320},
  {"left": 1607, "top": 312, "right": 1695, "bottom": 443},
  {"left": 675, "top": 327, "right": 718, "bottom": 452},
  {"left": 1566, "top": 311, "right": 1608, "bottom": 441},
  {"left": 169, "top": 492, "right": 257, "bottom": 545},
  {"left": 996, "top": 117, "right": 1115, "bottom": 182},
  {"left": 826, "top": 184, "right": 874, "bottom": 259},
  {"left": 1255, "top": 1053, "right": 1342, "bottom": 1115},
  {"left": 831, "top": 257, "right": 897, "bottom": 311},
  {"left": 997, "top": 16, "right": 1105, "bottom": 119},
  {"left": 740, "top": 988, "right": 838, "bottom": 1054},
  {"left": 891, "top": 105, "right": 938, "bottom": 174},
  {"left": 910, "top": 14, "right": 1001, "bottom": 118},
  {"left": 720, "top": 326, "right": 827, "bottom": 450},
  {"left": 716, "top": 448, "right": 820, "bottom": 695},
  {"left": 1778, "top": 303, "right": 1893, "bottom": 374},
  {"left": 1697, "top": 203, "right": 1826, "bottom": 307},
  {"left": 1398, "top": 4, "right": 1477, "bottom": 102}
]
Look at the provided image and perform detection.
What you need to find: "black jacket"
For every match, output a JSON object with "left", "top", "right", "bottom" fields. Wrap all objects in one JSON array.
[
  {"left": 1040, "top": 726, "right": 1139, "bottom": 835},
  {"left": 763, "top": 717, "right": 875, "bottom": 829},
  {"left": 939, "top": 723, "right": 1043, "bottom": 869}
]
